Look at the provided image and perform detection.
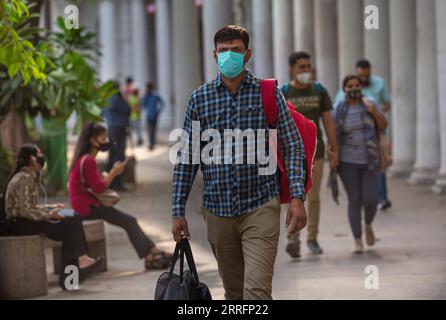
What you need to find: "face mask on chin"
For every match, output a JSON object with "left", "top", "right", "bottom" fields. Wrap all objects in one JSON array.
[
  {"left": 347, "top": 89, "right": 362, "bottom": 101},
  {"left": 217, "top": 51, "right": 246, "bottom": 79},
  {"left": 94, "top": 139, "right": 110, "bottom": 152},
  {"left": 296, "top": 72, "right": 313, "bottom": 85},
  {"left": 36, "top": 156, "right": 46, "bottom": 169},
  {"left": 98, "top": 142, "right": 110, "bottom": 152}
]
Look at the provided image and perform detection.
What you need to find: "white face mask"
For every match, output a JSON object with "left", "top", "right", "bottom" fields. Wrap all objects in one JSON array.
[{"left": 296, "top": 72, "right": 313, "bottom": 84}]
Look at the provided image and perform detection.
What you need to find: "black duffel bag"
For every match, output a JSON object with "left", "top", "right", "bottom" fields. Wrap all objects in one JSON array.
[{"left": 154, "top": 238, "right": 212, "bottom": 300}]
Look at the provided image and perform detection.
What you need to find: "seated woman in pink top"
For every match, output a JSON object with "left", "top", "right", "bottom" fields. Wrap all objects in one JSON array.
[{"left": 68, "top": 122, "right": 171, "bottom": 270}]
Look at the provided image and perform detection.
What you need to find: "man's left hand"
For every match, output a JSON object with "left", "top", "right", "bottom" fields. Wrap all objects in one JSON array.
[{"left": 286, "top": 198, "right": 307, "bottom": 234}]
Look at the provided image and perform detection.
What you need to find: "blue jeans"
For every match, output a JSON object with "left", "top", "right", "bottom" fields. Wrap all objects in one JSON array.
[
  {"left": 378, "top": 172, "right": 388, "bottom": 203},
  {"left": 130, "top": 119, "right": 143, "bottom": 145}
]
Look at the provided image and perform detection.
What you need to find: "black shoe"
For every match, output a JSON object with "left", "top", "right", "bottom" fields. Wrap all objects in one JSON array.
[
  {"left": 286, "top": 241, "right": 301, "bottom": 258},
  {"left": 307, "top": 240, "right": 323, "bottom": 255},
  {"left": 113, "top": 186, "right": 129, "bottom": 192},
  {"left": 79, "top": 256, "right": 104, "bottom": 283},
  {"left": 379, "top": 200, "right": 392, "bottom": 211}
]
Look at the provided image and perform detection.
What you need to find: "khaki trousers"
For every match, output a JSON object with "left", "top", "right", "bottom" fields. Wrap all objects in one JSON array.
[
  {"left": 287, "top": 158, "right": 324, "bottom": 242},
  {"left": 202, "top": 197, "right": 281, "bottom": 300}
]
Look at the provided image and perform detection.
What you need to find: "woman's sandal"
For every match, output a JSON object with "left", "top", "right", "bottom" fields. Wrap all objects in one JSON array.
[{"left": 144, "top": 251, "right": 172, "bottom": 270}]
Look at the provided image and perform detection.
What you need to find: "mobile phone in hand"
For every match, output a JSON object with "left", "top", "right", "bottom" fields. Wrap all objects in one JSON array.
[{"left": 58, "top": 208, "right": 75, "bottom": 218}]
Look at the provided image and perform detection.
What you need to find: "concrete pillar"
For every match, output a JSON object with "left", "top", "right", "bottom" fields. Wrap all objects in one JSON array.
[
  {"left": 388, "top": 0, "right": 416, "bottom": 177},
  {"left": 172, "top": 0, "right": 202, "bottom": 128},
  {"left": 98, "top": 0, "right": 117, "bottom": 81},
  {"left": 433, "top": 0, "right": 446, "bottom": 193},
  {"left": 79, "top": 1, "right": 100, "bottom": 64},
  {"left": 314, "top": 0, "right": 339, "bottom": 97},
  {"left": 272, "top": 0, "right": 294, "bottom": 85},
  {"left": 49, "top": 0, "right": 65, "bottom": 30},
  {"left": 147, "top": 11, "right": 158, "bottom": 84},
  {"left": 337, "top": 0, "right": 363, "bottom": 82},
  {"left": 202, "top": 0, "right": 233, "bottom": 82},
  {"left": 252, "top": 0, "right": 274, "bottom": 78},
  {"left": 408, "top": 0, "right": 440, "bottom": 185},
  {"left": 117, "top": 0, "right": 133, "bottom": 82},
  {"left": 363, "top": 0, "right": 391, "bottom": 88},
  {"left": 131, "top": 0, "right": 150, "bottom": 89},
  {"left": 293, "top": 0, "right": 315, "bottom": 59},
  {"left": 156, "top": 0, "right": 173, "bottom": 129}
]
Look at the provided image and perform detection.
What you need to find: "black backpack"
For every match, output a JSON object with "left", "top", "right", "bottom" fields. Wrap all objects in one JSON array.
[{"left": 155, "top": 238, "right": 212, "bottom": 300}]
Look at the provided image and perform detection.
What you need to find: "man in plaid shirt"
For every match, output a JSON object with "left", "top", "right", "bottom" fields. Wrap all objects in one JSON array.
[{"left": 171, "top": 25, "right": 307, "bottom": 300}]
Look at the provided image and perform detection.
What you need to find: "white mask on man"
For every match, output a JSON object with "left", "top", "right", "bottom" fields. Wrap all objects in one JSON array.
[{"left": 296, "top": 72, "right": 313, "bottom": 84}]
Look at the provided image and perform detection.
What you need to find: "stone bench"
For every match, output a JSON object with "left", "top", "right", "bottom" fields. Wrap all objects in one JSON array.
[
  {"left": 46, "top": 219, "right": 107, "bottom": 275},
  {"left": 0, "top": 235, "right": 48, "bottom": 299}
]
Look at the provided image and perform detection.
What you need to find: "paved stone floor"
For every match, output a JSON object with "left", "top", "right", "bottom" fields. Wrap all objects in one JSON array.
[{"left": 35, "top": 143, "right": 446, "bottom": 300}]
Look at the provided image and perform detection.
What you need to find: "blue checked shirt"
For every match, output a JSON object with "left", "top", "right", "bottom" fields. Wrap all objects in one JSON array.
[{"left": 172, "top": 70, "right": 306, "bottom": 218}]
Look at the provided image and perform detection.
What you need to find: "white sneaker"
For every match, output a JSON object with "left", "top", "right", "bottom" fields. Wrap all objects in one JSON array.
[{"left": 353, "top": 239, "right": 364, "bottom": 254}]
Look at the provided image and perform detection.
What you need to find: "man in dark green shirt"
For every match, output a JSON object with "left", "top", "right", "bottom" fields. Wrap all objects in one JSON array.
[{"left": 281, "top": 52, "right": 339, "bottom": 258}]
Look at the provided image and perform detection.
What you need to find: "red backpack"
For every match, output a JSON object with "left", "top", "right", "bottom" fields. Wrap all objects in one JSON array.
[{"left": 261, "top": 79, "right": 317, "bottom": 204}]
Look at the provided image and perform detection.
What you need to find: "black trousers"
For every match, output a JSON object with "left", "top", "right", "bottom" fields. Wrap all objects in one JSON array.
[
  {"left": 10, "top": 215, "right": 88, "bottom": 266},
  {"left": 147, "top": 117, "right": 158, "bottom": 148},
  {"left": 85, "top": 205, "right": 155, "bottom": 259},
  {"left": 108, "top": 126, "right": 128, "bottom": 189}
]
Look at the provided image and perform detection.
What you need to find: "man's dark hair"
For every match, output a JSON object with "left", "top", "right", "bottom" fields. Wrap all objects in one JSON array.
[
  {"left": 146, "top": 82, "right": 154, "bottom": 92},
  {"left": 288, "top": 51, "right": 311, "bottom": 67},
  {"left": 356, "top": 59, "right": 371, "bottom": 69},
  {"left": 214, "top": 25, "right": 250, "bottom": 50},
  {"left": 126, "top": 77, "right": 133, "bottom": 84}
]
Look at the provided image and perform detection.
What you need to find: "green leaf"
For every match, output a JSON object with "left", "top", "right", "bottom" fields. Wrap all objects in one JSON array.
[
  {"left": 22, "top": 40, "right": 34, "bottom": 49},
  {"left": 18, "top": 1, "right": 30, "bottom": 16},
  {"left": 36, "top": 55, "right": 45, "bottom": 69},
  {"left": 7, "top": 63, "right": 19, "bottom": 78},
  {"left": 22, "top": 69, "right": 31, "bottom": 84}
]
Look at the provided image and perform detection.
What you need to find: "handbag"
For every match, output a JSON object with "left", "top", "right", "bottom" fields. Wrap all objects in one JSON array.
[
  {"left": 80, "top": 155, "right": 120, "bottom": 207},
  {"left": 155, "top": 238, "right": 212, "bottom": 300},
  {"left": 365, "top": 100, "right": 393, "bottom": 172},
  {"left": 377, "top": 131, "right": 393, "bottom": 172}
]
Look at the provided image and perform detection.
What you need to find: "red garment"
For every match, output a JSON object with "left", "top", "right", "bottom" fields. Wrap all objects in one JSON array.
[
  {"left": 69, "top": 155, "right": 107, "bottom": 217},
  {"left": 261, "top": 79, "right": 317, "bottom": 203}
]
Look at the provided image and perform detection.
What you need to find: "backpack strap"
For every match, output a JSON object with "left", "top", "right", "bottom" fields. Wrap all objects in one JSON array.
[
  {"left": 313, "top": 81, "right": 325, "bottom": 94},
  {"left": 261, "top": 79, "right": 278, "bottom": 128},
  {"left": 281, "top": 83, "right": 290, "bottom": 96}
]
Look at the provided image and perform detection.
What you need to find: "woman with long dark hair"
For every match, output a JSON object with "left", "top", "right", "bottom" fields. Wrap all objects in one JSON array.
[
  {"left": 4, "top": 144, "right": 103, "bottom": 289},
  {"left": 68, "top": 122, "right": 171, "bottom": 270},
  {"left": 333, "top": 75, "right": 388, "bottom": 254}
]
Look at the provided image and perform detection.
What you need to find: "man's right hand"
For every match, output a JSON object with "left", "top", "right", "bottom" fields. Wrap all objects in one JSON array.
[{"left": 172, "top": 217, "right": 191, "bottom": 242}]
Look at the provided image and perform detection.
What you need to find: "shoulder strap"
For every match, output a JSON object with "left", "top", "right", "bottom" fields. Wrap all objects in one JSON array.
[
  {"left": 281, "top": 83, "right": 290, "bottom": 96},
  {"left": 79, "top": 155, "right": 89, "bottom": 192},
  {"left": 313, "top": 81, "right": 325, "bottom": 94},
  {"left": 167, "top": 241, "right": 182, "bottom": 281},
  {"left": 182, "top": 238, "right": 200, "bottom": 283},
  {"left": 261, "top": 79, "right": 278, "bottom": 128}
]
